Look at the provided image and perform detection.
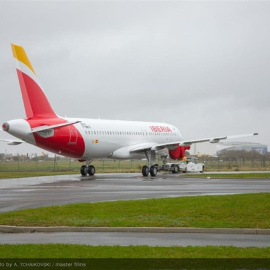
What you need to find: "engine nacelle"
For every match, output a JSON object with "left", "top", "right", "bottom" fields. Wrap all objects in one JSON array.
[{"left": 169, "top": 146, "right": 190, "bottom": 160}]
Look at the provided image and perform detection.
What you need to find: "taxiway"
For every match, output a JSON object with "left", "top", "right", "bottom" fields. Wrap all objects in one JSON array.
[{"left": 0, "top": 173, "right": 269, "bottom": 213}]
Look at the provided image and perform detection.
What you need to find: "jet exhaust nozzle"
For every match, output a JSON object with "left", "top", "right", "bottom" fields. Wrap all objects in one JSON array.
[{"left": 2, "top": 122, "right": 9, "bottom": 131}]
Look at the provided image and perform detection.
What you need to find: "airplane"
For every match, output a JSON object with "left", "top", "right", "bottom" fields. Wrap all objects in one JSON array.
[{"left": 2, "top": 44, "right": 258, "bottom": 177}]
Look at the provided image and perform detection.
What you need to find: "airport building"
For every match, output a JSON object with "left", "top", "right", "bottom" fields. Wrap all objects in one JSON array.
[{"left": 216, "top": 142, "right": 268, "bottom": 155}]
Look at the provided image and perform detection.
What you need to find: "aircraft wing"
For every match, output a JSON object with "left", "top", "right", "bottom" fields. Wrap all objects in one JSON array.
[
  {"left": 177, "top": 133, "right": 258, "bottom": 146},
  {"left": 0, "top": 139, "right": 24, "bottom": 145},
  {"left": 129, "top": 133, "right": 258, "bottom": 153},
  {"left": 129, "top": 142, "right": 158, "bottom": 153}
]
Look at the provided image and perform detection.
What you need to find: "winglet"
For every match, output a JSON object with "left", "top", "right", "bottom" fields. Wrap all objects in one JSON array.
[{"left": 11, "top": 44, "right": 57, "bottom": 119}]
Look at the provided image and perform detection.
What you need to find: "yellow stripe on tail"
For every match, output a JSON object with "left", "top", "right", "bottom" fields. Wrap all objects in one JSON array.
[{"left": 11, "top": 44, "right": 36, "bottom": 75}]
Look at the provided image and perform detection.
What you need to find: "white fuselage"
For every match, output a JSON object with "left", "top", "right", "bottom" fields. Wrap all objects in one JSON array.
[
  {"left": 70, "top": 118, "right": 183, "bottom": 160},
  {"left": 4, "top": 117, "right": 183, "bottom": 160}
]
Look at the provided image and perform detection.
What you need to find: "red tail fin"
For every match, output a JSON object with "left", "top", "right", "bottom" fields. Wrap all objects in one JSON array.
[{"left": 11, "top": 44, "right": 57, "bottom": 119}]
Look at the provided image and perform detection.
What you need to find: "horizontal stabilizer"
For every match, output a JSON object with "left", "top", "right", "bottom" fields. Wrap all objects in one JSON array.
[
  {"left": 31, "top": 121, "right": 81, "bottom": 133},
  {"left": 0, "top": 139, "right": 24, "bottom": 145}
]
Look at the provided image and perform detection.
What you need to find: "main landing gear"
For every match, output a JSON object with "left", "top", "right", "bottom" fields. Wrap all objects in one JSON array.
[
  {"left": 142, "top": 165, "right": 158, "bottom": 177},
  {"left": 80, "top": 160, "right": 95, "bottom": 176},
  {"left": 142, "top": 150, "right": 158, "bottom": 177}
]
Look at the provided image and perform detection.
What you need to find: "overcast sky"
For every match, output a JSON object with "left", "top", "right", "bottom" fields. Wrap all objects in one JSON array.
[{"left": 0, "top": 1, "right": 269, "bottom": 156}]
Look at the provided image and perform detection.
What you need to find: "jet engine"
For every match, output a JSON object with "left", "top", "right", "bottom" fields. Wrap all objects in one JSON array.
[{"left": 169, "top": 146, "right": 190, "bottom": 160}]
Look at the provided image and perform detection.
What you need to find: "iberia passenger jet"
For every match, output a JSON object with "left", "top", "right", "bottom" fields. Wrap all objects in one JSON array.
[{"left": 2, "top": 44, "right": 258, "bottom": 177}]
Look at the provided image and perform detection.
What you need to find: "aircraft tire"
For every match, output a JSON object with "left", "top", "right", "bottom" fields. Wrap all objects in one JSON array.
[
  {"left": 80, "top": 165, "right": 88, "bottom": 176},
  {"left": 150, "top": 166, "right": 157, "bottom": 177},
  {"left": 142, "top": 166, "right": 149, "bottom": 177},
  {"left": 88, "top": 165, "right": 95, "bottom": 176},
  {"left": 171, "top": 164, "right": 179, "bottom": 174}
]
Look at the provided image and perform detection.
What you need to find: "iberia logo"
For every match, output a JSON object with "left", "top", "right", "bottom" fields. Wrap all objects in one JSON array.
[{"left": 149, "top": 126, "right": 172, "bottom": 133}]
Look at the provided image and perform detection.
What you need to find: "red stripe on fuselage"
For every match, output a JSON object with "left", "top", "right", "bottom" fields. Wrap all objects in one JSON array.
[{"left": 27, "top": 118, "right": 85, "bottom": 158}]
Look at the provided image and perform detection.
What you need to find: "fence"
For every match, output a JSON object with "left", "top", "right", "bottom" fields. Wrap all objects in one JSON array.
[
  {"left": 0, "top": 156, "right": 146, "bottom": 173},
  {"left": 197, "top": 156, "right": 270, "bottom": 171},
  {"left": 0, "top": 155, "right": 269, "bottom": 172}
]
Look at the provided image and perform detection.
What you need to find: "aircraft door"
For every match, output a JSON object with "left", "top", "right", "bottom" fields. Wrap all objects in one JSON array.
[{"left": 68, "top": 125, "right": 78, "bottom": 145}]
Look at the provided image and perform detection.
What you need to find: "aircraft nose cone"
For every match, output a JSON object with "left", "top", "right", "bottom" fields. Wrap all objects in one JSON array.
[{"left": 2, "top": 122, "right": 9, "bottom": 131}]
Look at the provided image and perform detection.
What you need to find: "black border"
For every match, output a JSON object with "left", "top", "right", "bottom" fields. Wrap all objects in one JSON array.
[{"left": 0, "top": 259, "right": 270, "bottom": 270}]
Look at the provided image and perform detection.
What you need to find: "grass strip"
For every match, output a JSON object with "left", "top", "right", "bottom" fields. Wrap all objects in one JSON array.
[
  {"left": 0, "top": 193, "right": 269, "bottom": 228},
  {"left": 0, "top": 245, "right": 269, "bottom": 258}
]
